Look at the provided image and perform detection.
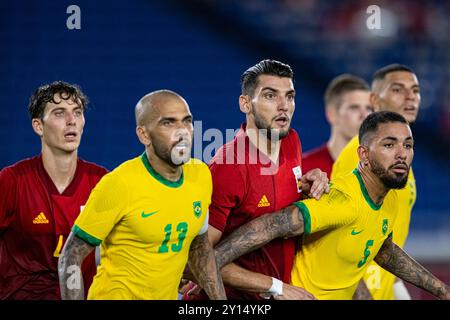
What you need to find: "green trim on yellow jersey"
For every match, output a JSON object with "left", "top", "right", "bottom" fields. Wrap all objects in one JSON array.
[
  {"left": 294, "top": 201, "right": 311, "bottom": 235},
  {"left": 73, "top": 224, "right": 102, "bottom": 246},
  {"left": 141, "top": 152, "right": 184, "bottom": 188},
  {"left": 353, "top": 169, "right": 382, "bottom": 211}
]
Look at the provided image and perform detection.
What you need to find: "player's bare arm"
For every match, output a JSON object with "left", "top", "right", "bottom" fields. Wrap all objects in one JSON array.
[
  {"left": 352, "top": 279, "right": 373, "bottom": 300},
  {"left": 374, "top": 235, "right": 450, "bottom": 299},
  {"left": 188, "top": 232, "right": 226, "bottom": 300},
  {"left": 58, "top": 232, "right": 95, "bottom": 300},
  {"left": 215, "top": 205, "right": 303, "bottom": 269}
]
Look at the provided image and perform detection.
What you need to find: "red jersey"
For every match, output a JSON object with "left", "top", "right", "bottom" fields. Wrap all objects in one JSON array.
[
  {"left": 0, "top": 155, "right": 107, "bottom": 300},
  {"left": 186, "top": 124, "right": 303, "bottom": 300},
  {"left": 302, "top": 143, "right": 334, "bottom": 179}
]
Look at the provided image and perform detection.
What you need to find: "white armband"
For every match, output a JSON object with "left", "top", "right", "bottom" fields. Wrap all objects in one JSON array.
[
  {"left": 198, "top": 211, "right": 209, "bottom": 235},
  {"left": 267, "top": 277, "right": 283, "bottom": 297},
  {"left": 394, "top": 280, "right": 411, "bottom": 300}
]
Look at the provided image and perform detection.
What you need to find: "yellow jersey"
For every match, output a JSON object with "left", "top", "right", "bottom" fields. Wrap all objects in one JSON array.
[
  {"left": 291, "top": 170, "right": 397, "bottom": 300},
  {"left": 73, "top": 153, "right": 212, "bottom": 300},
  {"left": 331, "top": 136, "right": 416, "bottom": 299}
]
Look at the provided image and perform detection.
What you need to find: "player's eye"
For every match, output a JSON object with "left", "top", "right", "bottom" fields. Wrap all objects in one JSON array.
[
  {"left": 286, "top": 94, "right": 295, "bottom": 101},
  {"left": 384, "top": 143, "right": 393, "bottom": 148},
  {"left": 413, "top": 88, "right": 420, "bottom": 95},
  {"left": 74, "top": 110, "right": 83, "bottom": 117},
  {"left": 391, "top": 87, "right": 402, "bottom": 93},
  {"left": 54, "top": 111, "right": 64, "bottom": 117},
  {"left": 405, "top": 143, "right": 413, "bottom": 149},
  {"left": 265, "top": 92, "right": 276, "bottom": 99}
]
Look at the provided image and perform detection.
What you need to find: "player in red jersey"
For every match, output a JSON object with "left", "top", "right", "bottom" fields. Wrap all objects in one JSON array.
[
  {"left": 303, "top": 74, "right": 372, "bottom": 178},
  {"left": 0, "top": 81, "right": 107, "bottom": 299},
  {"left": 183, "top": 59, "right": 328, "bottom": 300}
]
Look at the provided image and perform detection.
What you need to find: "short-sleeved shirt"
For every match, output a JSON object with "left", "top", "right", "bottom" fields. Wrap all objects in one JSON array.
[
  {"left": 0, "top": 155, "right": 107, "bottom": 299},
  {"left": 291, "top": 170, "right": 397, "bottom": 300},
  {"left": 302, "top": 143, "right": 334, "bottom": 179},
  {"left": 74, "top": 154, "right": 212, "bottom": 300},
  {"left": 331, "top": 135, "right": 416, "bottom": 299},
  {"left": 186, "top": 123, "right": 303, "bottom": 300}
]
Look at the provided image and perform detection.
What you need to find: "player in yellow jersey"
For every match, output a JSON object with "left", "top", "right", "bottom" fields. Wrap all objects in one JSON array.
[
  {"left": 332, "top": 64, "right": 420, "bottom": 299},
  {"left": 57, "top": 90, "right": 226, "bottom": 300},
  {"left": 213, "top": 111, "right": 450, "bottom": 300}
]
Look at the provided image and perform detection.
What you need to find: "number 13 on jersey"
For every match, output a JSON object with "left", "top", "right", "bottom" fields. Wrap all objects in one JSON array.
[{"left": 158, "top": 222, "right": 188, "bottom": 253}]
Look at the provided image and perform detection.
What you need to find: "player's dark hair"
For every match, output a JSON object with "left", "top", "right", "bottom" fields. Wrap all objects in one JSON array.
[
  {"left": 28, "top": 81, "right": 89, "bottom": 119},
  {"left": 324, "top": 74, "right": 369, "bottom": 108},
  {"left": 359, "top": 111, "right": 408, "bottom": 145},
  {"left": 241, "top": 59, "right": 293, "bottom": 97},
  {"left": 372, "top": 64, "right": 414, "bottom": 84}
]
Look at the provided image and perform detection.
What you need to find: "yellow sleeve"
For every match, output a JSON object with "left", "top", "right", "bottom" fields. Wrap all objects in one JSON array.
[
  {"left": 294, "top": 188, "right": 358, "bottom": 234},
  {"left": 331, "top": 135, "right": 360, "bottom": 181},
  {"left": 73, "top": 172, "right": 129, "bottom": 246}
]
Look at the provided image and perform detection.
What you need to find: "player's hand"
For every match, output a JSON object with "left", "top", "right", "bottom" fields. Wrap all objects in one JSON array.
[
  {"left": 300, "top": 168, "right": 330, "bottom": 200},
  {"left": 274, "top": 283, "right": 316, "bottom": 300},
  {"left": 178, "top": 278, "right": 191, "bottom": 294},
  {"left": 440, "top": 285, "right": 450, "bottom": 300}
]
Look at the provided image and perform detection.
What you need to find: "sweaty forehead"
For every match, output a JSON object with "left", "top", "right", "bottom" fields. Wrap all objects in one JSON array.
[
  {"left": 44, "top": 94, "right": 80, "bottom": 112},
  {"left": 141, "top": 95, "right": 190, "bottom": 125},
  {"left": 384, "top": 71, "right": 419, "bottom": 86},
  {"left": 255, "top": 75, "right": 294, "bottom": 93},
  {"left": 376, "top": 122, "right": 412, "bottom": 140}
]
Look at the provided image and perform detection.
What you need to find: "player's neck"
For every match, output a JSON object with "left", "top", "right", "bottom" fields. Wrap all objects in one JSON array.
[
  {"left": 357, "top": 163, "right": 389, "bottom": 206},
  {"left": 145, "top": 150, "right": 182, "bottom": 182},
  {"left": 327, "top": 130, "right": 352, "bottom": 161},
  {"left": 41, "top": 146, "right": 78, "bottom": 194},
  {"left": 246, "top": 123, "right": 281, "bottom": 163}
]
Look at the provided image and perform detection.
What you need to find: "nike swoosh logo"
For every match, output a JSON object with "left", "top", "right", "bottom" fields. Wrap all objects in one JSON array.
[
  {"left": 141, "top": 211, "right": 159, "bottom": 218},
  {"left": 351, "top": 229, "right": 364, "bottom": 235}
]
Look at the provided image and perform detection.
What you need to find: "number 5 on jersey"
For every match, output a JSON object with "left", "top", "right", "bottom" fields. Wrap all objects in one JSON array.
[{"left": 158, "top": 222, "right": 188, "bottom": 253}]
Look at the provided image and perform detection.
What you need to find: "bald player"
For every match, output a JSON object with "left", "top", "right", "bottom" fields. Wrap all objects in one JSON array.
[{"left": 58, "top": 90, "right": 226, "bottom": 300}]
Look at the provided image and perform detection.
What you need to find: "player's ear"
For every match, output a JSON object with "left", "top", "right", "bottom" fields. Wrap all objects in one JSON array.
[
  {"left": 239, "top": 95, "right": 251, "bottom": 114},
  {"left": 136, "top": 125, "right": 151, "bottom": 146},
  {"left": 32, "top": 118, "right": 44, "bottom": 137},
  {"left": 357, "top": 145, "right": 369, "bottom": 166},
  {"left": 369, "top": 92, "right": 380, "bottom": 111},
  {"left": 325, "top": 105, "right": 337, "bottom": 125}
]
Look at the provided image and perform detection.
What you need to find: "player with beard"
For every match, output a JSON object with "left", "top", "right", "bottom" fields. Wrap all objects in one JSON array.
[
  {"left": 332, "top": 64, "right": 420, "bottom": 299},
  {"left": 183, "top": 59, "right": 329, "bottom": 300},
  {"left": 58, "top": 90, "right": 226, "bottom": 300},
  {"left": 213, "top": 111, "right": 450, "bottom": 300}
]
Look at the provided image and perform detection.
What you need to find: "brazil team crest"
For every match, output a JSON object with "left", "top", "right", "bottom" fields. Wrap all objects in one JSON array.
[
  {"left": 382, "top": 219, "right": 388, "bottom": 236},
  {"left": 193, "top": 201, "right": 202, "bottom": 218}
]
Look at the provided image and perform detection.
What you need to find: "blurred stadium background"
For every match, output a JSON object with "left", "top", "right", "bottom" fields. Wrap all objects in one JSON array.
[{"left": 1, "top": 0, "right": 449, "bottom": 299}]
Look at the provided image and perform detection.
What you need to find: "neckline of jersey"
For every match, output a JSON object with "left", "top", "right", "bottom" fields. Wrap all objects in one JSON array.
[
  {"left": 352, "top": 169, "right": 382, "bottom": 211},
  {"left": 140, "top": 152, "right": 184, "bottom": 188}
]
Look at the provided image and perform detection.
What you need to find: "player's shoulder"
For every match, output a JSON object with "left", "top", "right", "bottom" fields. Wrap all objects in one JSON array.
[
  {"left": 327, "top": 171, "right": 360, "bottom": 202},
  {"left": 1, "top": 155, "right": 41, "bottom": 178},
  {"left": 303, "top": 144, "right": 328, "bottom": 161},
  {"left": 77, "top": 158, "right": 109, "bottom": 177},
  {"left": 284, "top": 128, "right": 301, "bottom": 148},
  {"left": 185, "top": 157, "right": 210, "bottom": 173}
]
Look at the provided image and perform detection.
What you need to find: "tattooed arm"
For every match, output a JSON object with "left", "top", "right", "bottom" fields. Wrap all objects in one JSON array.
[
  {"left": 352, "top": 279, "right": 373, "bottom": 300},
  {"left": 374, "top": 236, "right": 450, "bottom": 299},
  {"left": 58, "top": 232, "right": 96, "bottom": 300},
  {"left": 188, "top": 232, "right": 226, "bottom": 300},
  {"left": 215, "top": 204, "right": 304, "bottom": 269}
]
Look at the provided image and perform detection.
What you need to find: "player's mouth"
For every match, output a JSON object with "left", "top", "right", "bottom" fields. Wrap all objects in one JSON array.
[
  {"left": 64, "top": 131, "right": 78, "bottom": 141},
  {"left": 390, "top": 163, "right": 409, "bottom": 174},
  {"left": 173, "top": 141, "right": 191, "bottom": 152},
  {"left": 403, "top": 105, "right": 417, "bottom": 115},
  {"left": 274, "top": 115, "right": 290, "bottom": 127}
]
